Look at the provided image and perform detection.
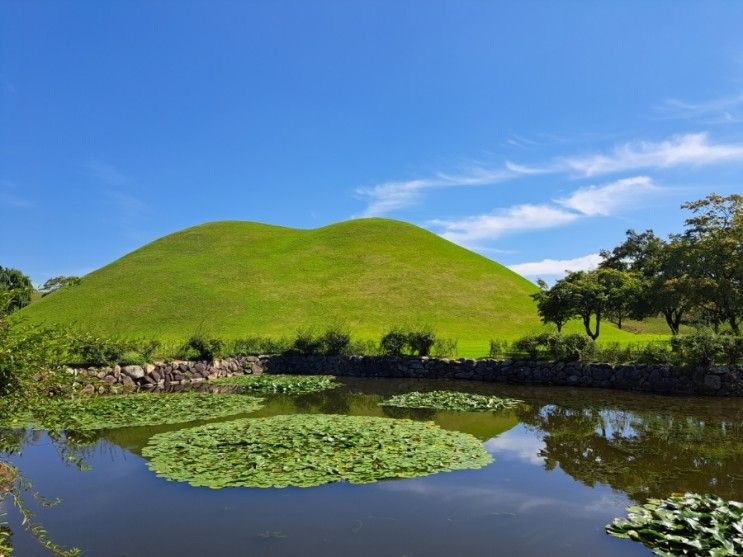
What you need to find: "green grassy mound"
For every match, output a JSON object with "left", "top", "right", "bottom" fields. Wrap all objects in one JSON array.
[
  {"left": 18, "top": 218, "right": 652, "bottom": 356},
  {"left": 142, "top": 414, "right": 492, "bottom": 488}
]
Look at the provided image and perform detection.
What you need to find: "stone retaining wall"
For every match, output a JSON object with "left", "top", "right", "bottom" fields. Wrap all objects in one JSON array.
[{"left": 73, "top": 355, "right": 743, "bottom": 396}]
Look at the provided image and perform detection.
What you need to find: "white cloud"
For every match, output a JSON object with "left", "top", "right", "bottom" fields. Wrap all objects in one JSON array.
[
  {"left": 655, "top": 92, "right": 743, "bottom": 123},
  {"left": 509, "top": 253, "right": 602, "bottom": 278},
  {"left": 562, "top": 133, "right": 743, "bottom": 176},
  {"left": 355, "top": 132, "right": 743, "bottom": 216},
  {"left": 555, "top": 176, "right": 658, "bottom": 216},
  {"left": 430, "top": 204, "right": 579, "bottom": 244},
  {"left": 355, "top": 167, "right": 524, "bottom": 217}
]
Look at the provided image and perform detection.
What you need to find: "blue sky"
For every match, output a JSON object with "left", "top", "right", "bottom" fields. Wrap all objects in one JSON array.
[{"left": 2, "top": 1, "right": 743, "bottom": 285}]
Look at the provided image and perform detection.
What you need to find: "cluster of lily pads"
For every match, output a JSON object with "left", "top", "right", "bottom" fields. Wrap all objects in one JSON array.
[
  {"left": 142, "top": 414, "right": 493, "bottom": 489},
  {"left": 380, "top": 390, "right": 523, "bottom": 412},
  {"left": 210, "top": 374, "right": 339, "bottom": 394},
  {"left": 2, "top": 393, "right": 265, "bottom": 431},
  {"left": 607, "top": 493, "right": 743, "bottom": 556}
]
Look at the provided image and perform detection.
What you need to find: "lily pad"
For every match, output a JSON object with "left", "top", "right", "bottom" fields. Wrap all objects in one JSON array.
[
  {"left": 142, "top": 414, "right": 492, "bottom": 488},
  {"left": 606, "top": 493, "right": 743, "bottom": 556},
  {"left": 380, "top": 391, "right": 523, "bottom": 412},
  {"left": 210, "top": 374, "right": 339, "bottom": 394},
  {"left": 7, "top": 393, "right": 264, "bottom": 431}
]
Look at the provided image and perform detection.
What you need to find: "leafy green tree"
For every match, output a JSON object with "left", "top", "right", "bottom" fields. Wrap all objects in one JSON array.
[
  {"left": 601, "top": 230, "right": 696, "bottom": 335},
  {"left": 0, "top": 267, "right": 32, "bottom": 314},
  {"left": 558, "top": 268, "right": 636, "bottom": 340},
  {"left": 531, "top": 279, "right": 576, "bottom": 332},
  {"left": 39, "top": 276, "right": 81, "bottom": 297},
  {"left": 678, "top": 194, "right": 742, "bottom": 335}
]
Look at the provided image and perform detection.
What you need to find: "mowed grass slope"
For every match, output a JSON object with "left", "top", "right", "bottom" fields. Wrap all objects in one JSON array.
[{"left": 18, "top": 218, "right": 652, "bottom": 355}]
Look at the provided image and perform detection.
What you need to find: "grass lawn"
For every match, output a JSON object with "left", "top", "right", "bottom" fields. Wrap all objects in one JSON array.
[{"left": 17, "top": 218, "right": 666, "bottom": 357}]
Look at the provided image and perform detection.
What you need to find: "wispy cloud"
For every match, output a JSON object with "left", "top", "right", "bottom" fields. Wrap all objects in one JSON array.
[
  {"left": 561, "top": 133, "right": 743, "bottom": 177},
  {"left": 429, "top": 176, "right": 659, "bottom": 245},
  {"left": 0, "top": 180, "right": 33, "bottom": 209},
  {"left": 430, "top": 204, "right": 579, "bottom": 245},
  {"left": 355, "top": 167, "right": 526, "bottom": 217},
  {"left": 508, "top": 253, "right": 602, "bottom": 278},
  {"left": 355, "top": 132, "right": 743, "bottom": 215},
  {"left": 556, "top": 176, "right": 659, "bottom": 216},
  {"left": 655, "top": 92, "right": 743, "bottom": 124}
]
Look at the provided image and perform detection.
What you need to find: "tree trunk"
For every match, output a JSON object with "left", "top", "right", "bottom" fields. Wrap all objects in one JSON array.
[
  {"left": 730, "top": 315, "right": 740, "bottom": 336},
  {"left": 663, "top": 308, "right": 682, "bottom": 335},
  {"left": 556, "top": 321, "right": 563, "bottom": 333},
  {"left": 583, "top": 313, "right": 600, "bottom": 340}
]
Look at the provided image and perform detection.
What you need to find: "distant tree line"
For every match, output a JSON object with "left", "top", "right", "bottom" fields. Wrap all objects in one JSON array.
[
  {"left": 0, "top": 267, "right": 81, "bottom": 317},
  {"left": 532, "top": 194, "right": 742, "bottom": 338}
]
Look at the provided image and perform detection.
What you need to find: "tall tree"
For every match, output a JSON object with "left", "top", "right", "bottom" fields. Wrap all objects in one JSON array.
[
  {"left": 555, "top": 268, "right": 634, "bottom": 340},
  {"left": 679, "top": 194, "right": 743, "bottom": 335},
  {"left": 0, "top": 267, "right": 33, "bottom": 314},
  {"left": 531, "top": 279, "right": 576, "bottom": 333},
  {"left": 601, "top": 230, "right": 695, "bottom": 335}
]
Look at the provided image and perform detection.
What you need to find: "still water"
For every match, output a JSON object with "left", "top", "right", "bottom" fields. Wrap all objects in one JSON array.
[{"left": 3, "top": 378, "right": 742, "bottom": 556}]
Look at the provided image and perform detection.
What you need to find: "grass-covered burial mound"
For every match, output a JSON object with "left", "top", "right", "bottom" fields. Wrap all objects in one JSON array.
[
  {"left": 606, "top": 493, "right": 743, "bottom": 556},
  {"left": 210, "top": 374, "right": 339, "bottom": 394},
  {"left": 142, "top": 414, "right": 493, "bottom": 488},
  {"left": 381, "top": 391, "right": 523, "bottom": 412},
  {"left": 9, "top": 393, "right": 265, "bottom": 431}
]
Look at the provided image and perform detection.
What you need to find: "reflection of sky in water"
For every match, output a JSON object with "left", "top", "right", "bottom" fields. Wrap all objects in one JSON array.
[
  {"left": 485, "top": 425, "right": 545, "bottom": 465},
  {"left": 2, "top": 378, "right": 741, "bottom": 557}
]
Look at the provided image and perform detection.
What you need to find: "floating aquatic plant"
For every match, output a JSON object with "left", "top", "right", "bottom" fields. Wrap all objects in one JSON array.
[
  {"left": 210, "top": 374, "right": 339, "bottom": 394},
  {"left": 4, "top": 393, "right": 264, "bottom": 431},
  {"left": 142, "top": 414, "right": 492, "bottom": 489},
  {"left": 380, "top": 391, "right": 523, "bottom": 412},
  {"left": 606, "top": 493, "right": 743, "bottom": 556}
]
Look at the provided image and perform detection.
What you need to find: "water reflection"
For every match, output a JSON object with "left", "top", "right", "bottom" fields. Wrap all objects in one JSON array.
[{"left": 1, "top": 378, "right": 741, "bottom": 556}]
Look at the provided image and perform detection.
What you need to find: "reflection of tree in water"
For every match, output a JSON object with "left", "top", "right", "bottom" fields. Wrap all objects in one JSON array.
[
  {"left": 0, "top": 428, "right": 82, "bottom": 556},
  {"left": 518, "top": 403, "right": 743, "bottom": 501},
  {"left": 291, "top": 390, "right": 352, "bottom": 415}
]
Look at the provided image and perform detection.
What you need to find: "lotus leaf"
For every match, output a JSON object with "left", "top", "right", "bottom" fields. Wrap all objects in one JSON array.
[
  {"left": 142, "top": 414, "right": 492, "bottom": 488},
  {"left": 210, "top": 374, "right": 339, "bottom": 394},
  {"left": 5, "top": 393, "right": 264, "bottom": 431},
  {"left": 381, "top": 391, "right": 523, "bottom": 412},
  {"left": 606, "top": 493, "right": 743, "bottom": 556}
]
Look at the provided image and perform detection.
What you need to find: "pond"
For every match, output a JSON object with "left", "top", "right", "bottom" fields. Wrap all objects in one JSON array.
[{"left": 2, "top": 378, "right": 742, "bottom": 556}]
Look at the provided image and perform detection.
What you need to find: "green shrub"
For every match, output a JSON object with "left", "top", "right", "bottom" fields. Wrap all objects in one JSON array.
[
  {"left": 511, "top": 333, "right": 546, "bottom": 359},
  {"left": 671, "top": 329, "right": 724, "bottom": 368},
  {"left": 290, "top": 329, "right": 324, "bottom": 355},
  {"left": 179, "top": 335, "right": 224, "bottom": 362},
  {"left": 68, "top": 334, "right": 132, "bottom": 366},
  {"left": 407, "top": 328, "right": 436, "bottom": 356},
  {"left": 380, "top": 328, "right": 408, "bottom": 356},
  {"left": 634, "top": 342, "right": 673, "bottom": 365},
  {"left": 229, "top": 336, "right": 290, "bottom": 356},
  {"left": 488, "top": 339, "right": 508, "bottom": 359},
  {"left": 720, "top": 335, "right": 743, "bottom": 366},
  {"left": 432, "top": 338, "right": 458, "bottom": 358},
  {"left": 118, "top": 350, "right": 146, "bottom": 366},
  {"left": 137, "top": 339, "right": 161, "bottom": 361},
  {"left": 547, "top": 333, "right": 594, "bottom": 362},
  {"left": 320, "top": 326, "right": 351, "bottom": 356},
  {"left": 348, "top": 339, "right": 379, "bottom": 356}
]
